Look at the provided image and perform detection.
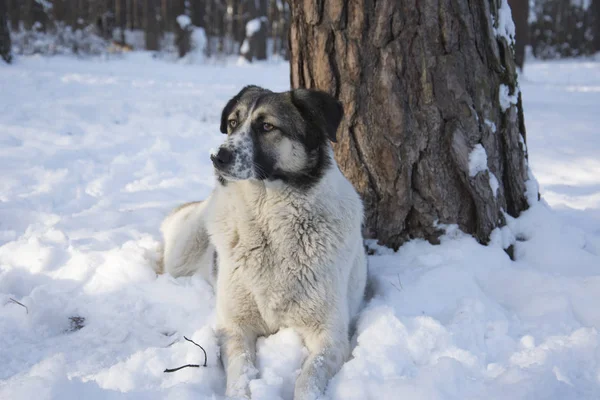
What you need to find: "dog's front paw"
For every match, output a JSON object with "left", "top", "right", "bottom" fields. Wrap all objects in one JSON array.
[
  {"left": 225, "top": 381, "right": 250, "bottom": 399},
  {"left": 225, "top": 360, "right": 257, "bottom": 399},
  {"left": 294, "top": 374, "right": 323, "bottom": 400}
]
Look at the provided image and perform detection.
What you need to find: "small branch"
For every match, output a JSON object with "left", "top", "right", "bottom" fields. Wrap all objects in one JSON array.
[
  {"left": 184, "top": 336, "right": 208, "bottom": 367},
  {"left": 164, "top": 364, "right": 200, "bottom": 373},
  {"left": 163, "top": 335, "right": 208, "bottom": 373},
  {"left": 389, "top": 274, "right": 403, "bottom": 292},
  {"left": 8, "top": 298, "right": 28, "bottom": 314}
]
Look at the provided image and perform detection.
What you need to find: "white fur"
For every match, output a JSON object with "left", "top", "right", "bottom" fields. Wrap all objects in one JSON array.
[{"left": 160, "top": 157, "right": 367, "bottom": 399}]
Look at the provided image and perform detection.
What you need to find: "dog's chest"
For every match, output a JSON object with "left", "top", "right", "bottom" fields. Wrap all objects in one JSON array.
[{"left": 210, "top": 191, "right": 334, "bottom": 329}]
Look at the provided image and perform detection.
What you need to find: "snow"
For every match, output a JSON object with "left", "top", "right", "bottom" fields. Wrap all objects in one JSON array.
[
  {"left": 1, "top": 55, "right": 600, "bottom": 399},
  {"left": 240, "top": 39, "right": 249, "bottom": 55},
  {"left": 466, "top": 135, "right": 504, "bottom": 198},
  {"left": 484, "top": 118, "right": 497, "bottom": 133},
  {"left": 246, "top": 18, "right": 264, "bottom": 38},
  {"left": 468, "top": 144, "right": 488, "bottom": 177},
  {"left": 499, "top": 83, "right": 519, "bottom": 111},
  {"left": 489, "top": 173, "right": 500, "bottom": 197},
  {"left": 494, "top": 0, "right": 516, "bottom": 44},
  {"left": 176, "top": 15, "right": 192, "bottom": 30}
]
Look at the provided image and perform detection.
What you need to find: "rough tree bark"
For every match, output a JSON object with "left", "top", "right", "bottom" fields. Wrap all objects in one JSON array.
[
  {"left": 290, "top": 0, "right": 531, "bottom": 250},
  {"left": 0, "top": 0, "right": 12, "bottom": 63}
]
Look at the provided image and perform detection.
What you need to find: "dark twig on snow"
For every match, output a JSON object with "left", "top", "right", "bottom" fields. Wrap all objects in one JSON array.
[
  {"left": 8, "top": 298, "right": 28, "bottom": 314},
  {"left": 163, "top": 335, "right": 208, "bottom": 373},
  {"left": 183, "top": 336, "right": 208, "bottom": 366}
]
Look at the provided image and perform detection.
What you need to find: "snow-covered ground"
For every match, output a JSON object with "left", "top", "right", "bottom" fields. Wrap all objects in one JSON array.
[{"left": 0, "top": 54, "right": 599, "bottom": 399}]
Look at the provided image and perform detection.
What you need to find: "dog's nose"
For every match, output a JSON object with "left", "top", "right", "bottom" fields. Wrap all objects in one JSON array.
[{"left": 211, "top": 147, "right": 233, "bottom": 169}]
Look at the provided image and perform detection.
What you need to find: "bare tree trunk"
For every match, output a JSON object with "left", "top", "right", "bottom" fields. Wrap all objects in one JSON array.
[
  {"left": 144, "top": 0, "right": 159, "bottom": 50},
  {"left": 241, "top": 0, "right": 267, "bottom": 61},
  {"left": 53, "top": 0, "right": 66, "bottom": 23},
  {"left": 290, "top": 0, "right": 531, "bottom": 250},
  {"left": 174, "top": 0, "right": 191, "bottom": 57},
  {"left": 593, "top": 0, "right": 600, "bottom": 52},
  {"left": 190, "top": 0, "right": 204, "bottom": 28},
  {"left": 133, "top": 0, "right": 140, "bottom": 30},
  {"left": 508, "top": 0, "right": 528, "bottom": 69},
  {"left": 255, "top": 0, "right": 267, "bottom": 60},
  {"left": 0, "top": 0, "right": 12, "bottom": 63},
  {"left": 8, "top": 0, "right": 19, "bottom": 31},
  {"left": 115, "top": 0, "right": 126, "bottom": 42},
  {"left": 23, "top": 0, "right": 34, "bottom": 30}
]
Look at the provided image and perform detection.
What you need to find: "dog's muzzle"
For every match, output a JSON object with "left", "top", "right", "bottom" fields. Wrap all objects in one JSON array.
[{"left": 211, "top": 147, "right": 233, "bottom": 171}]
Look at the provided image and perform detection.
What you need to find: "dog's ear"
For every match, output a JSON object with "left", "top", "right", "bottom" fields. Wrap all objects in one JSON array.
[
  {"left": 291, "top": 89, "right": 344, "bottom": 146},
  {"left": 220, "top": 85, "right": 263, "bottom": 134}
]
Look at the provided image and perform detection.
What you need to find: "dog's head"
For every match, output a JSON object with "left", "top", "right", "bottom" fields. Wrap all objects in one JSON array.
[{"left": 211, "top": 85, "right": 343, "bottom": 189}]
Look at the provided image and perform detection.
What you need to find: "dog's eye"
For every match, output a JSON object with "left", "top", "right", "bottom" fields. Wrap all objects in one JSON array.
[
  {"left": 228, "top": 119, "right": 238, "bottom": 129},
  {"left": 262, "top": 123, "right": 274, "bottom": 132}
]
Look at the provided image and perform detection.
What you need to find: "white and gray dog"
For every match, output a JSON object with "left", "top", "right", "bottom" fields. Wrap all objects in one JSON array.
[{"left": 159, "top": 86, "right": 367, "bottom": 399}]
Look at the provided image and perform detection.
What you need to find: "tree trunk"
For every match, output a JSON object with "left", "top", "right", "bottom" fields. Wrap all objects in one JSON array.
[
  {"left": 23, "top": 0, "right": 34, "bottom": 30},
  {"left": 190, "top": 0, "right": 204, "bottom": 28},
  {"left": 143, "top": 0, "right": 160, "bottom": 50},
  {"left": 593, "top": 0, "right": 600, "bottom": 52},
  {"left": 53, "top": 0, "right": 66, "bottom": 23},
  {"left": 241, "top": 0, "right": 267, "bottom": 61},
  {"left": 0, "top": 0, "right": 12, "bottom": 63},
  {"left": 174, "top": 0, "right": 191, "bottom": 57},
  {"left": 290, "top": 0, "right": 531, "bottom": 250},
  {"left": 115, "top": 0, "right": 126, "bottom": 42},
  {"left": 133, "top": 0, "right": 140, "bottom": 30},
  {"left": 507, "top": 0, "right": 528, "bottom": 69},
  {"left": 8, "top": 0, "right": 19, "bottom": 31}
]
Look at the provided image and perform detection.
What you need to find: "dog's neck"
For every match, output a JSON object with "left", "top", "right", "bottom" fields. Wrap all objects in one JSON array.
[{"left": 215, "top": 160, "right": 339, "bottom": 211}]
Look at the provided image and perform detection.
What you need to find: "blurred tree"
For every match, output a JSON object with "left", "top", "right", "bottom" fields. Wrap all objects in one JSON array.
[
  {"left": 508, "top": 0, "right": 529, "bottom": 68},
  {"left": 8, "top": 0, "right": 19, "bottom": 31},
  {"left": 241, "top": 0, "right": 267, "bottom": 61},
  {"left": 0, "top": 0, "right": 12, "bottom": 63},
  {"left": 143, "top": 0, "right": 160, "bottom": 50},
  {"left": 593, "top": 0, "right": 600, "bottom": 52},
  {"left": 530, "top": 0, "right": 595, "bottom": 58},
  {"left": 174, "top": 0, "right": 192, "bottom": 57},
  {"left": 290, "top": 0, "right": 531, "bottom": 250}
]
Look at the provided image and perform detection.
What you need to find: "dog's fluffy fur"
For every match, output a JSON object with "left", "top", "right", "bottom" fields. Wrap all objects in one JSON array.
[{"left": 159, "top": 86, "right": 367, "bottom": 399}]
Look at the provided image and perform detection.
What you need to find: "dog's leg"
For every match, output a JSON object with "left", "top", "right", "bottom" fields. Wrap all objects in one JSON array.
[
  {"left": 294, "top": 325, "right": 349, "bottom": 400},
  {"left": 220, "top": 327, "right": 258, "bottom": 398}
]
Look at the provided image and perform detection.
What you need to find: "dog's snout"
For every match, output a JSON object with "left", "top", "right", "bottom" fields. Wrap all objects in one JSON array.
[{"left": 211, "top": 147, "right": 233, "bottom": 169}]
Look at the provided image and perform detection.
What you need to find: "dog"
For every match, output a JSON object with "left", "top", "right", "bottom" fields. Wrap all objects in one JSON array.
[{"left": 159, "top": 86, "right": 368, "bottom": 399}]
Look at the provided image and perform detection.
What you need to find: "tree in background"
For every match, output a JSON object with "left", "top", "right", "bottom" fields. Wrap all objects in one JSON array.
[
  {"left": 530, "top": 0, "right": 596, "bottom": 58},
  {"left": 508, "top": 0, "right": 529, "bottom": 69},
  {"left": 0, "top": 0, "right": 12, "bottom": 63},
  {"left": 240, "top": 0, "right": 268, "bottom": 61},
  {"left": 592, "top": 0, "right": 600, "bottom": 52},
  {"left": 290, "top": 0, "right": 531, "bottom": 250},
  {"left": 143, "top": 0, "right": 160, "bottom": 50},
  {"left": 8, "top": 0, "right": 18, "bottom": 31},
  {"left": 3, "top": 0, "right": 289, "bottom": 59}
]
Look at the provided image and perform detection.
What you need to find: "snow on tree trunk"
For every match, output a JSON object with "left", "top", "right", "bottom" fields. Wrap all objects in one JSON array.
[
  {"left": 290, "top": 0, "right": 532, "bottom": 250},
  {"left": 241, "top": 0, "right": 268, "bottom": 62},
  {"left": 0, "top": 0, "right": 12, "bottom": 63},
  {"left": 241, "top": 17, "right": 268, "bottom": 61},
  {"left": 175, "top": 13, "right": 192, "bottom": 58}
]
